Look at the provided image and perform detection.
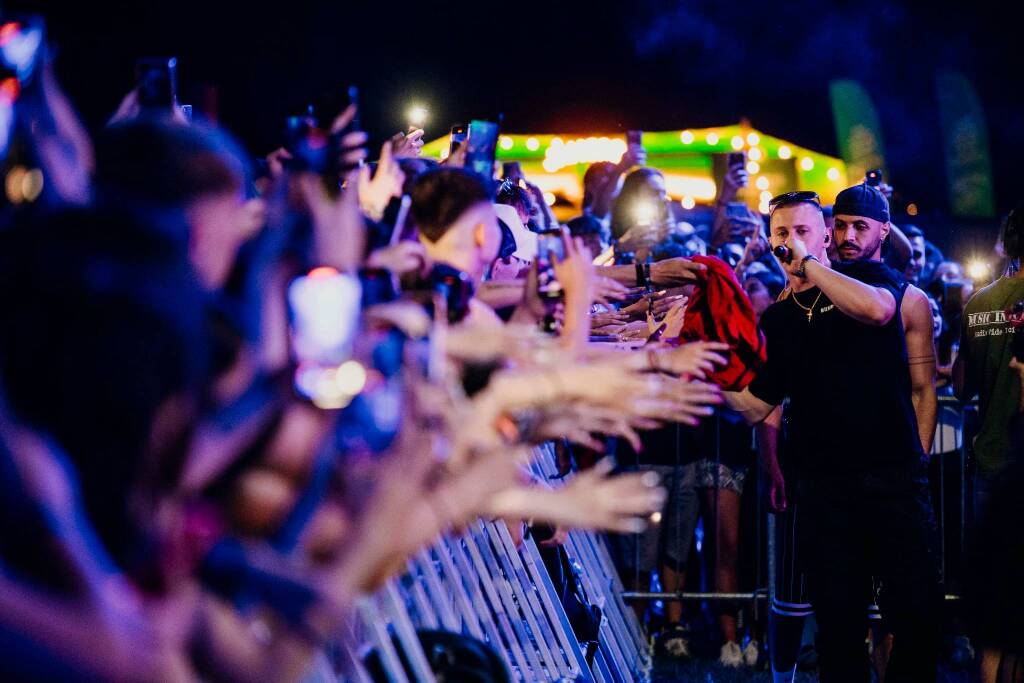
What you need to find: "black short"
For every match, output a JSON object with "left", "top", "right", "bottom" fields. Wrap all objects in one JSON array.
[{"left": 771, "top": 496, "right": 884, "bottom": 622}]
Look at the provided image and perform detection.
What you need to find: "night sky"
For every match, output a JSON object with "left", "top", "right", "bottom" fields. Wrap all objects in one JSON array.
[{"left": 16, "top": 0, "right": 1024, "bottom": 237}]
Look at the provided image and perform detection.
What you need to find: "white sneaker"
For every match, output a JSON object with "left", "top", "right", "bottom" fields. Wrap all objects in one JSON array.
[
  {"left": 720, "top": 640, "right": 744, "bottom": 667},
  {"left": 743, "top": 639, "right": 760, "bottom": 667}
]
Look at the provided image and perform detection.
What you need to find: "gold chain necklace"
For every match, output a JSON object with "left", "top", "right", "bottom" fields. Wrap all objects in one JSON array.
[{"left": 791, "top": 288, "right": 823, "bottom": 322}]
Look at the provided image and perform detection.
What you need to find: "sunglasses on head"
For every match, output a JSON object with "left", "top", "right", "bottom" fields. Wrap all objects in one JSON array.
[{"left": 768, "top": 191, "right": 821, "bottom": 212}]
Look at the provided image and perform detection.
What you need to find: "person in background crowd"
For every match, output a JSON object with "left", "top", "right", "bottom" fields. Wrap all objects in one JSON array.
[
  {"left": 610, "top": 167, "right": 674, "bottom": 258},
  {"left": 954, "top": 204, "right": 1024, "bottom": 516},
  {"left": 903, "top": 224, "right": 928, "bottom": 285}
]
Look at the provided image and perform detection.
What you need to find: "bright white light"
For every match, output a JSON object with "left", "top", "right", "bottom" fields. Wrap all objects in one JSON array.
[
  {"left": 633, "top": 201, "right": 658, "bottom": 225},
  {"left": 440, "top": 147, "right": 450, "bottom": 160},
  {"left": 759, "top": 200, "right": 771, "bottom": 214},
  {"left": 760, "top": 190, "right": 773, "bottom": 203},
  {"left": 661, "top": 174, "right": 718, "bottom": 201},
  {"left": 650, "top": 511, "right": 663, "bottom": 524},
  {"left": 542, "top": 158, "right": 559, "bottom": 172},
  {"left": 407, "top": 105, "right": 428, "bottom": 127},
  {"left": 747, "top": 132, "right": 760, "bottom": 146},
  {"left": 550, "top": 137, "right": 564, "bottom": 147},
  {"left": 499, "top": 136, "right": 513, "bottom": 150},
  {"left": 748, "top": 147, "right": 763, "bottom": 162},
  {"left": 680, "top": 130, "right": 695, "bottom": 144},
  {"left": 800, "top": 157, "right": 814, "bottom": 171},
  {"left": 756, "top": 176, "right": 769, "bottom": 190},
  {"left": 827, "top": 167, "right": 840, "bottom": 181},
  {"left": 731, "top": 135, "right": 745, "bottom": 150},
  {"left": 746, "top": 161, "right": 760, "bottom": 174},
  {"left": 778, "top": 145, "right": 793, "bottom": 160},
  {"left": 526, "top": 137, "right": 540, "bottom": 151},
  {"left": 966, "top": 260, "right": 990, "bottom": 280},
  {"left": 681, "top": 196, "right": 695, "bottom": 209},
  {"left": 543, "top": 191, "right": 556, "bottom": 206},
  {"left": 334, "top": 360, "right": 367, "bottom": 395},
  {"left": 706, "top": 132, "right": 720, "bottom": 145}
]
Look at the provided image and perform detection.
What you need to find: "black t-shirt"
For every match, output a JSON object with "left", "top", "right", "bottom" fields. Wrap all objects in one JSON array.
[{"left": 748, "top": 260, "right": 922, "bottom": 476}]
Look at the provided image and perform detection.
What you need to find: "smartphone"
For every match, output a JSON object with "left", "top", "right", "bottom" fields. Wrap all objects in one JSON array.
[
  {"left": 502, "top": 161, "right": 523, "bottom": 181},
  {"left": 725, "top": 201, "right": 749, "bottom": 220},
  {"left": 727, "top": 151, "right": 746, "bottom": 169},
  {"left": 627, "top": 129, "right": 642, "bottom": 146},
  {"left": 536, "top": 229, "right": 564, "bottom": 301},
  {"left": 465, "top": 120, "right": 499, "bottom": 180},
  {"left": 135, "top": 57, "right": 178, "bottom": 109},
  {"left": 289, "top": 268, "right": 363, "bottom": 405},
  {"left": 866, "top": 168, "right": 883, "bottom": 187},
  {"left": 0, "top": 16, "right": 46, "bottom": 87},
  {"left": 449, "top": 123, "right": 468, "bottom": 156}
]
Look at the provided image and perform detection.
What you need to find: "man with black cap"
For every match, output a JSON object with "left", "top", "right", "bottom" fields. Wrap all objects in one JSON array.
[{"left": 723, "top": 186, "right": 942, "bottom": 681}]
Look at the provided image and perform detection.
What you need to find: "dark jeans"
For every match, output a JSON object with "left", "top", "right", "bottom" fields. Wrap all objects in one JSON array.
[{"left": 797, "top": 458, "right": 943, "bottom": 683}]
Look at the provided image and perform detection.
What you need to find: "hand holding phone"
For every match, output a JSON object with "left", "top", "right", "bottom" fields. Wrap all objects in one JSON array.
[{"left": 465, "top": 120, "right": 499, "bottom": 180}]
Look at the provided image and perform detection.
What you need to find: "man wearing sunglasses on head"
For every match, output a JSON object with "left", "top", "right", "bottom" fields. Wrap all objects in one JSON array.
[{"left": 722, "top": 187, "right": 941, "bottom": 681}]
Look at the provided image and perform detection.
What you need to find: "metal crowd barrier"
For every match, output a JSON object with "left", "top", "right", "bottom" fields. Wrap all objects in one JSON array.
[{"left": 335, "top": 443, "right": 651, "bottom": 682}]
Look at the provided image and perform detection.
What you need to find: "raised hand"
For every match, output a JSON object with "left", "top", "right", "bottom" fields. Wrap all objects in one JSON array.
[
  {"left": 358, "top": 140, "right": 405, "bottom": 221},
  {"left": 654, "top": 340, "right": 730, "bottom": 379},
  {"left": 391, "top": 128, "right": 425, "bottom": 158}
]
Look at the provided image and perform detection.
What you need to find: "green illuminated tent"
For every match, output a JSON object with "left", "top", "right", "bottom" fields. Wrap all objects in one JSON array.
[{"left": 422, "top": 124, "right": 848, "bottom": 216}]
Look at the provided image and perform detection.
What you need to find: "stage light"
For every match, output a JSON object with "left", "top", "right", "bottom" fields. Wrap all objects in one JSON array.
[
  {"left": 406, "top": 104, "right": 428, "bottom": 128},
  {"left": 543, "top": 191, "right": 556, "bottom": 206},
  {"left": 747, "top": 132, "right": 760, "bottom": 146},
  {"left": 907, "top": 203, "right": 918, "bottom": 216},
  {"left": 760, "top": 190, "right": 773, "bottom": 203},
  {"left": 499, "top": 135, "right": 513, "bottom": 150},
  {"left": 731, "top": 135, "right": 744, "bottom": 150},
  {"left": 748, "top": 147, "right": 763, "bottom": 162},
  {"left": 966, "top": 260, "right": 990, "bottom": 281},
  {"left": 756, "top": 176, "right": 769, "bottom": 190},
  {"left": 681, "top": 196, "right": 695, "bottom": 209},
  {"left": 759, "top": 199, "right": 771, "bottom": 214},
  {"left": 827, "top": 167, "right": 840, "bottom": 181},
  {"left": 526, "top": 137, "right": 540, "bottom": 151},
  {"left": 800, "top": 157, "right": 814, "bottom": 171},
  {"left": 706, "top": 132, "right": 720, "bottom": 145},
  {"left": 778, "top": 145, "right": 792, "bottom": 160},
  {"left": 680, "top": 130, "right": 694, "bottom": 144},
  {"left": 550, "top": 137, "right": 564, "bottom": 147},
  {"left": 746, "top": 161, "right": 760, "bottom": 174}
]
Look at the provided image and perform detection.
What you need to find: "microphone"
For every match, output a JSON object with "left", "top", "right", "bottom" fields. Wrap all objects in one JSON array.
[{"left": 772, "top": 244, "right": 792, "bottom": 263}]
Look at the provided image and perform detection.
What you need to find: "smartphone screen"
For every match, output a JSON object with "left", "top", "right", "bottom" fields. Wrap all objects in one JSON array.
[
  {"left": 135, "top": 57, "right": 178, "bottom": 108},
  {"left": 727, "top": 151, "right": 745, "bottom": 168},
  {"left": 465, "top": 120, "right": 499, "bottom": 180},
  {"left": 725, "top": 201, "right": 748, "bottom": 220},
  {"left": 449, "top": 123, "right": 467, "bottom": 156},
  {"left": 536, "top": 230, "right": 564, "bottom": 301}
]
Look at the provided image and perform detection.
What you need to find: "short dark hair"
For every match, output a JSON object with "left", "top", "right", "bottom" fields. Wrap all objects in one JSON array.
[
  {"left": 566, "top": 214, "right": 603, "bottom": 237},
  {"left": 495, "top": 178, "right": 532, "bottom": 216},
  {"left": 411, "top": 168, "right": 491, "bottom": 243},
  {"left": 96, "top": 120, "right": 247, "bottom": 207}
]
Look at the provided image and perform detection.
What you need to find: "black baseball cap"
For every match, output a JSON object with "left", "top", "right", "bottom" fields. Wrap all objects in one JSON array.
[{"left": 834, "top": 184, "right": 890, "bottom": 223}]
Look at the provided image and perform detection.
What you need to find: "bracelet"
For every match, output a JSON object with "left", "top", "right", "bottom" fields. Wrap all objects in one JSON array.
[{"left": 796, "top": 254, "right": 818, "bottom": 278}]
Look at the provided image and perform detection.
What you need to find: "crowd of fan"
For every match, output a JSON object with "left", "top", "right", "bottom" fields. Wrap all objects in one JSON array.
[{"left": 1, "top": 28, "right": 1020, "bottom": 682}]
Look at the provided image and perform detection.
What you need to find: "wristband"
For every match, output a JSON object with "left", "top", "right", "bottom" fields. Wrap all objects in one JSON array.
[{"left": 795, "top": 254, "right": 818, "bottom": 278}]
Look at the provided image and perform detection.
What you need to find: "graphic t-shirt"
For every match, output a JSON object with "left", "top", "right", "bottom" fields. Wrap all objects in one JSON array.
[
  {"left": 747, "top": 260, "right": 922, "bottom": 476},
  {"left": 960, "top": 276, "right": 1024, "bottom": 477}
]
